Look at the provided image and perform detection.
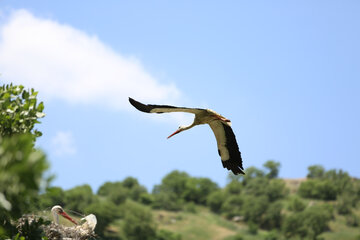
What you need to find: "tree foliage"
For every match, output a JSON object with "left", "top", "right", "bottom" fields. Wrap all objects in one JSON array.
[
  {"left": 85, "top": 200, "right": 122, "bottom": 237},
  {"left": 287, "top": 196, "right": 306, "bottom": 212},
  {"left": 0, "top": 83, "right": 48, "bottom": 238},
  {"left": 64, "top": 184, "right": 96, "bottom": 213},
  {"left": 0, "top": 84, "right": 45, "bottom": 138},
  {"left": 122, "top": 200, "right": 157, "bottom": 240},
  {"left": 299, "top": 165, "right": 355, "bottom": 201},
  {"left": 152, "top": 170, "right": 218, "bottom": 210},
  {"left": 37, "top": 186, "right": 65, "bottom": 210},
  {"left": 283, "top": 204, "right": 333, "bottom": 240},
  {"left": 263, "top": 160, "right": 280, "bottom": 179}
]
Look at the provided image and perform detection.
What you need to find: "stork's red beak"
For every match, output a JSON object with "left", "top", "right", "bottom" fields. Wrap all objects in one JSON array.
[
  {"left": 167, "top": 129, "right": 181, "bottom": 139},
  {"left": 59, "top": 211, "right": 78, "bottom": 225}
]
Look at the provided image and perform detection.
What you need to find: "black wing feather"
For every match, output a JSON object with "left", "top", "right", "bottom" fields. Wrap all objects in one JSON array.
[
  {"left": 220, "top": 123, "right": 244, "bottom": 175},
  {"left": 129, "top": 97, "right": 204, "bottom": 114},
  {"left": 129, "top": 97, "right": 178, "bottom": 113}
]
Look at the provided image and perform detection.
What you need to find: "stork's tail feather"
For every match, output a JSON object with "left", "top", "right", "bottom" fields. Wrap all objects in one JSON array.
[{"left": 222, "top": 159, "right": 245, "bottom": 175}]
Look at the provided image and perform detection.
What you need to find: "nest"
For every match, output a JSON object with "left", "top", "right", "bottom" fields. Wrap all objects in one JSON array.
[
  {"left": 44, "top": 222, "right": 97, "bottom": 240},
  {"left": 16, "top": 215, "right": 97, "bottom": 240}
]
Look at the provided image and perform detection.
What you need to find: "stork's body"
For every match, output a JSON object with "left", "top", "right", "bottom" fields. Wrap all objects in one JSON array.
[{"left": 129, "top": 97, "right": 245, "bottom": 175}]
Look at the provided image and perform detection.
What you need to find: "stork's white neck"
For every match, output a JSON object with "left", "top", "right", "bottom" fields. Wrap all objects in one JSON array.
[{"left": 52, "top": 209, "right": 60, "bottom": 224}]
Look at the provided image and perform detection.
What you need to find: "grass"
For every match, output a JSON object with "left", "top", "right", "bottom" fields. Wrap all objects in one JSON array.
[
  {"left": 153, "top": 207, "right": 279, "bottom": 240},
  {"left": 319, "top": 209, "right": 360, "bottom": 240},
  {"left": 154, "top": 208, "right": 238, "bottom": 240}
]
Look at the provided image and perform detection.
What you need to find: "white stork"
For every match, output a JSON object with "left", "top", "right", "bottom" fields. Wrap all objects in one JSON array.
[
  {"left": 129, "top": 97, "right": 245, "bottom": 175},
  {"left": 51, "top": 205, "right": 97, "bottom": 230},
  {"left": 51, "top": 205, "right": 78, "bottom": 225}
]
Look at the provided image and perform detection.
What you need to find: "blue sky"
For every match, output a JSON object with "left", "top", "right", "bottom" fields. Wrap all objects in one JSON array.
[{"left": 0, "top": 1, "right": 359, "bottom": 191}]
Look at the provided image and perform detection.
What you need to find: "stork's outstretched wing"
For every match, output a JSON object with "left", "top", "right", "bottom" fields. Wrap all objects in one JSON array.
[
  {"left": 129, "top": 97, "right": 204, "bottom": 114},
  {"left": 209, "top": 120, "right": 244, "bottom": 175}
]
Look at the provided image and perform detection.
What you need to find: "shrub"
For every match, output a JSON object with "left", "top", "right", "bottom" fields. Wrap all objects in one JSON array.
[
  {"left": 283, "top": 204, "right": 332, "bottom": 239},
  {"left": 221, "top": 195, "right": 243, "bottom": 219},
  {"left": 242, "top": 195, "right": 269, "bottom": 224},
  {"left": 156, "top": 229, "right": 182, "bottom": 240},
  {"left": 206, "top": 190, "right": 225, "bottom": 213},
  {"left": 298, "top": 179, "right": 337, "bottom": 200},
  {"left": 248, "top": 221, "right": 258, "bottom": 235},
  {"left": 261, "top": 201, "right": 283, "bottom": 229},
  {"left": 287, "top": 196, "right": 306, "bottom": 212},
  {"left": 122, "top": 200, "right": 157, "bottom": 240},
  {"left": 264, "top": 230, "right": 279, "bottom": 240},
  {"left": 64, "top": 185, "right": 96, "bottom": 213},
  {"left": 345, "top": 213, "right": 359, "bottom": 227},
  {"left": 337, "top": 195, "right": 353, "bottom": 215},
  {"left": 227, "top": 233, "right": 244, "bottom": 240},
  {"left": 184, "top": 202, "right": 197, "bottom": 213}
]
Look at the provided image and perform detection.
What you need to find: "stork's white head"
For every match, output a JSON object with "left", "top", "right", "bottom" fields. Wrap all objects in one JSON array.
[
  {"left": 167, "top": 125, "right": 188, "bottom": 139},
  {"left": 51, "top": 205, "right": 78, "bottom": 225}
]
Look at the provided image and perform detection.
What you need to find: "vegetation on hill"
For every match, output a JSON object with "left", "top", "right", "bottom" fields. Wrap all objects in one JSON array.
[{"left": 1, "top": 83, "right": 359, "bottom": 240}]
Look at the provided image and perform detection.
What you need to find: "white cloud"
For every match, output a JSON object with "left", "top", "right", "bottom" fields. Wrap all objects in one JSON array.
[
  {"left": 0, "top": 9, "right": 181, "bottom": 110},
  {"left": 51, "top": 131, "right": 76, "bottom": 156}
]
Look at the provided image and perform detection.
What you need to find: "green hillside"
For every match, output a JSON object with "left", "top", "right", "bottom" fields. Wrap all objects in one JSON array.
[
  {"left": 150, "top": 185, "right": 360, "bottom": 240},
  {"left": 61, "top": 169, "right": 359, "bottom": 240}
]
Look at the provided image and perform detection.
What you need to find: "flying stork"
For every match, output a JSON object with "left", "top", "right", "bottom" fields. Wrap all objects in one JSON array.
[{"left": 129, "top": 97, "right": 245, "bottom": 175}]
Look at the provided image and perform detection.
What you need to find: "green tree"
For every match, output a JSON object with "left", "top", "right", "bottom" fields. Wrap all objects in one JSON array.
[
  {"left": 242, "top": 195, "right": 269, "bottom": 224},
  {"left": 152, "top": 171, "right": 190, "bottom": 210},
  {"left": 0, "top": 134, "right": 49, "bottom": 237},
  {"left": 224, "top": 178, "right": 243, "bottom": 195},
  {"left": 307, "top": 165, "right": 325, "bottom": 179},
  {"left": 182, "top": 177, "right": 219, "bottom": 204},
  {"left": 305, "top": 166, "right": 354, "bottom": 199},
  {"left": 324, "top": 169, "right": 352, "bottom": 195},
  {"left": 206, "top": 190, "right": 226, "bottom": 213},
  {"left": 336, "top": 192, "right": 355, "bottom": 215},
  {"left": 0, "top": 83, "right": 48, "bottom": 238},
  {"left": 37, "top": 186, "right": 65, "bottom": 210},
  {"left": 261, "top": 201, "right": 283, "bottom": 229},
  {"left": 85, "top": 200, "right": 122, "bottom": 237},
  {"left": 287, "top": 196, "right": 306, "bottom": 212},
  {"left": 122, "top": 177, "right": 148, "bottom": 202},
  {"left": 283, "top": 204, "right": 332, "bottom": 240},
  {"left": 155, "top": 171, "right": 190, "bottom": 198},
  {"left": 241, "top": 166, "right": 265, "bottom": 186},
  {"left": 122, "top": 200, "right": 157, "bottom": 240},
  {"left": 98, "top": 181, "right": 124, "bottom": 196},
  {"left": 0, "top": 84, "right": 45, "bottom": 138},
  {"left": 151, "top": 189, "right": 183, "bottom": 211},
  {"left": 263, "top": 160, "right": 280, "bottom": 179},
  {"left": 266, "top": 179, "right": 288, "bottom": 202},
  {"left": 221, "top": 195, "right": 243, "bottom": 219},
  {"left": 64, "top": 184, "right": 96, "bottom": 213},
  {"left": 98, "top": 181, "right": 128, "bottom": 205},
  {"left": 298, "top": 179, "right": 337, "bottom": 200}
]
